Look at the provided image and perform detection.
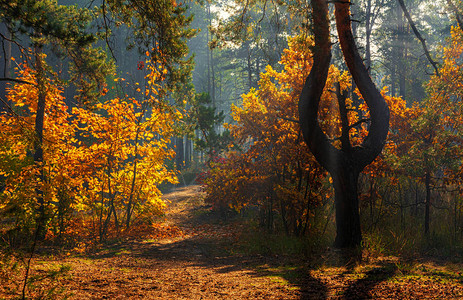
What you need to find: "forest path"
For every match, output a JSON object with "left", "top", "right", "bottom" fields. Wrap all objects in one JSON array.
[
  {"left": 29, "top": 185, "right": 463, "bottom": 299},
  {"left": 59, "top": 185, "right": 305, "bottom": 299}
]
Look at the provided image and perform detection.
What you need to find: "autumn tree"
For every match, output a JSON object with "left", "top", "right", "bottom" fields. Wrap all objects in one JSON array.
[
  {"left": 0, "top": 57, "right": 178, "bottom": 243},
  {"left": 367, "top": 24, "right": 463, "bottom": 238},
  {"left": 202, "top": 34, "right": 334, "bottom": 235},
  {"left": 298, "top": 0, "right": 389, "bottom": 248},
  {"left": 408, "top": 24, "right": 463, "bottom": 235},
  {"left": 0, "top": 0, "right": 113, "bottom": 238}
]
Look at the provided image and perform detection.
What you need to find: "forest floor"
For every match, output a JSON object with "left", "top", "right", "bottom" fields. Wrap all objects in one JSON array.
[{"left": 5, "top": 185, "right": 463, "bottom": 299}]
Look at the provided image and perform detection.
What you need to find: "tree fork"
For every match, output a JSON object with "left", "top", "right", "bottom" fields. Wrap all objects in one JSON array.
[
  {"left": 299, "top": 0, "right": 389, "bottom": 249},
  {"left": 334, "top": 2, "right": 389, "bottom": 165}
]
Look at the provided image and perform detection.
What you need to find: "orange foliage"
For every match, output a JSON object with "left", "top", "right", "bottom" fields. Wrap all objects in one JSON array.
[
  {"left": 203, "top": 35, "right": 336, "bottom": 235},
  {"left": 0, "top": 59, "right": 178, "bottom": 242},
  {"left": 202, "top": 33, "right": 437, "bottom": 234}
]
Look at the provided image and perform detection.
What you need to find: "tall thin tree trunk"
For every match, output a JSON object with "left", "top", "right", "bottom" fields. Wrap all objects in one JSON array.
[
  {"left": 34, "top": 45, "right": 46, "bottom": 237},
  {"left": 424, "top": 170, "right": 431, "bottom": 235},
  {"left": 247, "top": 43, "right": 253, "bottom": 90},
  {"left": 256, "top": 58, "right": 260, "bottom": 86},
  {"left": 207, "top": 2, "right": 216, "bottom": 106},
  {"left": 176, "top": 136, "right": 184, "bottom": 171},
  {"left": 0, "top": 23, "right": 12, "bottom": 108},
  {"left": 210, "top": 48, "right": 216, "bottom": 106},
  {"left": 103, "top": 150, "right": 118, "bottom": 237},
  {"left": 365, "top": 0, "right": 372, "bottom": 73},
  {"left": 184, "top": 138, "right": 191, "bottom": 169},
  {"left": 397, "top": 5, "right": 406, "bottom": 99},
  {"left": 126, "top": 117, "right": 142, "bottom": 229},
  {"left": 206, "top": 3, "right": 211, "bottom": 97}
]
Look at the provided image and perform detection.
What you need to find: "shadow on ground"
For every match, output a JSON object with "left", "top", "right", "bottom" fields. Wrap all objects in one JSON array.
[
  {"left": 89, "top": 230, "right": 409, "bottom": 299},
  {"left": 76, "top": 186, "right": 463, "bottom": 299}
]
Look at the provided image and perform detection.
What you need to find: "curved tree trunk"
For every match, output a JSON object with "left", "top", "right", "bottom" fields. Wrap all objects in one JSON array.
[{"left": 299, "top": 0, "right": 389, "bottom": 249}]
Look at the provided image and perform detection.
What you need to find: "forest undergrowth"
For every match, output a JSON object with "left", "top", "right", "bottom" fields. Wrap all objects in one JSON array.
[{"left": 1, "top": 185, "right": 463, "bottom": 299}]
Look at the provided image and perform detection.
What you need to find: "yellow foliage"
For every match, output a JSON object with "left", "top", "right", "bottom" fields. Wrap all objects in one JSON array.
[
  {"left": 0, "top": 60, "right": 178, "bottom": 238},
  {"left": 202, "top": 34, "right": 335, "bottom": 235}
]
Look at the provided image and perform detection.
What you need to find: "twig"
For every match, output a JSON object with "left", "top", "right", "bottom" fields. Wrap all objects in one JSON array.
[
  {"left": 257, "top": 0, "right": 268, "bottom": 24},
  {"left": 0, "top": 95, "right": 18, "bottom": 116},
  {"left": 0, "top": 31, "right": 24, "bottom": 49},
  {"left": 240, "top": 0, "right": 250, "bottom": 28},
  {"left": 348, "top": 118, "right": 370, "bottom": 129},
  {"left": 279, "top": 116, "right": 299, "bottom": 123},
  {"left": 102, "top": 0, "right": 117, "bottom": 62}
]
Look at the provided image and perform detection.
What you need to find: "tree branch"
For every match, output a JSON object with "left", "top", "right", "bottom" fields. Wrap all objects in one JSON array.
[
  {"left": 0, "top": 96, "right": 16, "bottom": 116},
  {"left": 0, "top": 77, "right": 35, "bottom": 85},
  {"left": 102, "top": 0, "right": 117, "bottom": 62},
  {"left": 298, "top": 0, "right": 338, "bottom": 174},
  {"left": 334, "top": 1, "right": 390, "bottom": 169},
  {"left": 279, "top": 116, "right": 299, "bottom": 123},
  {"left": 349, "top": 118, "right": 370, "bottom": 129},
  {"left": 257, "top": 0, "right": 268, "bottom": 24},
  {"left": 335, "top": 82, "right": 352, "bottom": 151},
  {"left": 397, "top": 0, "right": 439, "bottom": 76},
  {"left": 371, "top": 0, "right": 386, "bottom": 30}
]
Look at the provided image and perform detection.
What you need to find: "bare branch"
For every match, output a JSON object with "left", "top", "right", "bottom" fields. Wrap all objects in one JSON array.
[
  {"left": 240, "top": 0, "right": 251, "bottom": 26},
  {"left": 0, "top": 77, "right": 35, "bottom": 85},
  {"left": 279, "top": 116, "right": 299, "bottom": 123},
  {"left": 0, "top": 31, "right": 21, "bottom": 46},
  {"left": 397, "top": 0, "right": 439, "bottom": 76},
  {"left": 102, "top": 0, "right": 117, "bottom": 62},
  {"left": 257, "top": 0, "right": 268, "bottom": 24},
  {"left": 0, "top": 96, "right": 16, "bottom": 116}
]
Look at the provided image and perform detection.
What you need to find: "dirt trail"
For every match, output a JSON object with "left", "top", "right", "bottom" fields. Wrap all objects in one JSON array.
[
  {"left": 60, "top": 185, "right": 304, "bottom": 299},
  {"left": 17, "top": 185, "right": 463, "bottom": 299}
]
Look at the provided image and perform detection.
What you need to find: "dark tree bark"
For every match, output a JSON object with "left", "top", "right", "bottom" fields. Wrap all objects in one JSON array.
[
  {"left": 184, "top": 138, "right": 191, "bottom": 169},
  {"left": 176, "top": 136, "right": 185, "bottom": 171},
  {"left": 34, "top": 45, "right": 47, "bottom": 238},
  {"left": 298, "top": 0, "right": 390, "bottom": 248},
  {"left": 0, "top": 23, "right": 12, "bottom": 110}
]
